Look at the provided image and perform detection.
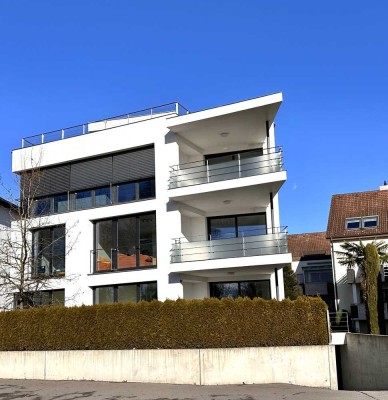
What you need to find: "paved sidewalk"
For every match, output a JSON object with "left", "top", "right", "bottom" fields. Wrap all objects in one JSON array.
[{"left": 1, "top": 380, "right": 388, "bottom": 400}]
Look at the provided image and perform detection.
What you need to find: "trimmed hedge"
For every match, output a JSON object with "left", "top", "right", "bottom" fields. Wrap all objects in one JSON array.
[{"left": 0, "top": 297, "right": 328, "bottom": 351}]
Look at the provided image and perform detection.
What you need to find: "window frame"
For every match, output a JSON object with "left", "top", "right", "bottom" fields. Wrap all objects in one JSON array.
[
  {"left": 345, "top": 216, "right": 379, "bottom": 230},
  {"left": 32, "top": 178, "right": 156, "bottom": 216},
  {"left": 207, "top": 212, "right": 267, "bottom": 240},
  {"left": 32, "top": 225, "right": 66, "bottom": 277},
  {"left": 362, "top": 215, "right": 379, "bottom": 229},
  {"left": 13, "top": 289, "right": 65, "bottom": 309},
  {"left": 205, "top": 148, "right": 264, "bottom": 163},
  {"left": 93, "top": 281, "right": 157, "bottom": 304},
  {"left": 209, "top": 279, "right": 271, "bottom": 300},
  {"left": 93, "top": 212, "right": 157, "bottom": 273},
  {"left": 345, "top": 217, "right": 361, "bottom": 230}
]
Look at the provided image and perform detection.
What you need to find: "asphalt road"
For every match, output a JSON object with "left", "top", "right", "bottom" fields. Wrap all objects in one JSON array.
[{"left": 1, "top": 380, "right": 388, "bottom": 400}]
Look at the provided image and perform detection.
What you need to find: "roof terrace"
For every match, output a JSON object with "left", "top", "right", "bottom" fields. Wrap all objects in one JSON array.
[{"left": 21, "top": 102, "right": 189, "bottom": 149}]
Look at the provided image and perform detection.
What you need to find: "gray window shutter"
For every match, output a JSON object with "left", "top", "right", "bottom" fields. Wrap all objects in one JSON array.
[
  {"left": 70, "top": 157, "right": 112, "bottom": 191},
  {"left": 112, "top": 146, "right": 154, "bottom": 184},
  {"left": 22, "top": 165, "right": 71, "bottom": 197}
]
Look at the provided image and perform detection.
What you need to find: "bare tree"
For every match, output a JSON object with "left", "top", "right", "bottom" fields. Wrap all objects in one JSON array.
[{"left": 0, "top": 157, "right": 79, "bottom": 310}]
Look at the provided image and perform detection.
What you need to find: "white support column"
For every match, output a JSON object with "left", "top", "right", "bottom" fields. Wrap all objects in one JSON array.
[
  {"left": 268, "top": 121, "right": 276, "bottom": 149},
  {"left": 277, "top": 267, "right": 285, "bottom": 300}
]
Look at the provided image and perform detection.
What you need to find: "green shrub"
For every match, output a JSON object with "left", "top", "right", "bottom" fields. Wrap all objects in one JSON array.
[
  {"left": 364, "top": 244, "right": 380, "bottom": 334},
  {"left": 0, "top": 297, "right": 328, "bottom": 351},
  {"left": 283, "top": 264, "right": 300, "bottom": 300}
]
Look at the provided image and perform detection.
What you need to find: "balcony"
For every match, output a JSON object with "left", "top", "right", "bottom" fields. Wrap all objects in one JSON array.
[
  {"left": 168, "top": 147, "right": 283, "bottom": 190},
  {"left": 171, "top": 227, "right": 288, "bottom": 263}
]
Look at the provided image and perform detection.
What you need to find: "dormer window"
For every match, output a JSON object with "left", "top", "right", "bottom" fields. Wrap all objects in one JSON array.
[
  {"left": 345, "top": 216, "right": 378, "bottom": 230},
  {"left": 362, "top": 216, "right": 378, "bottom": 229},
  {"left": 345, "top": 218, "right": 361, "bottom": 229}
]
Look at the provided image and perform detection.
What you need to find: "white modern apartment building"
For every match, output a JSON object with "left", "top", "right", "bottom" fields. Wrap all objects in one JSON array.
[{"left": 11, "top": 93, "right": 292, "bottom": 307}]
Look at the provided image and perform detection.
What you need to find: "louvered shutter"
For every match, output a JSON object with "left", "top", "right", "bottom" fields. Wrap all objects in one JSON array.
[
  {"left": 22, "top": 165, "right": 71, "bottom": 198},
  {"left": 70, "top": 157, "right": 112, "bottom": 191},
  {"left": 112, "top": 146, "right": 154, "bottom": 184}
]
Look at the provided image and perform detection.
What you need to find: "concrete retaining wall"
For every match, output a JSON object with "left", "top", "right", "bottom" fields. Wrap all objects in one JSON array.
[
  {"left": 0, "top": 346, "right": 337, "bottom": 389},
  {"left": 340, "top": 333, "right": 388, "bottom": 390}
]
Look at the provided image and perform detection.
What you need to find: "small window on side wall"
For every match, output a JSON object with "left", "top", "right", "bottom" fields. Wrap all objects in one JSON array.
[{"left": 345, "top": 218, "right": 361, "bottom": 230}]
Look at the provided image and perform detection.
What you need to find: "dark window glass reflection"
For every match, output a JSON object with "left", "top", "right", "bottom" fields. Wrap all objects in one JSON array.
[
  {"left": 118, "top": 183, "right": 136, "bottom": 203},
  {"left": 139, "top": 179, "right": 155, "bottom": 199},
  {"left": 210, "top": 280, "right": 271, "bottom": 300}
]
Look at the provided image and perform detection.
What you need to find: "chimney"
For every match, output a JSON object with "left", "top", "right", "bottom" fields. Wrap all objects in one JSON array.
[{"left": 380, "top": 181, "right": 388, "bottom": 191}]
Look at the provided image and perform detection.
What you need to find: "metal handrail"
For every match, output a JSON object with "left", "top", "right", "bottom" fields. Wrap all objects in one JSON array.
[
  {"left": 169, "top": 147, "right": 282, "bottom": 171},
  {"left": 168, "top": 148, "right": 283, "bottom": 189},
  {"left": 170, "top": 229, "right": 288, "bottom": 263},
  {"left": 328, "top": 311, "right": 350, "bottom": 333},
  {"left": 21, "top": 102, "right": 190, "bottom": 148},
  {"left": 172, "top": 226, "right": 288, "bottom": 244}
]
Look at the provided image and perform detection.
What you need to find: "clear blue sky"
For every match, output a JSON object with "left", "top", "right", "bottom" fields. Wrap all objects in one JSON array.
[{"left": 0, "top": 1, "right": 387, "bottom": 234}]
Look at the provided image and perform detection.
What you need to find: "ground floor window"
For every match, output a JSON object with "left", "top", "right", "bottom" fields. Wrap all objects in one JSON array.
[
  {"left": 13, "top": 289, "right": 65, "bottom": 309},
  {"left": 93, "top": 281, "right": 157, "bottom": 304},
  {"left": 210, "top": 280, "right": 271, "bottom": 300}
]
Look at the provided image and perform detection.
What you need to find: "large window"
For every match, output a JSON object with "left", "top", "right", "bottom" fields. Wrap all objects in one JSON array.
[
  {"left": 33, "top": 178, "right": 156, "bottom": 216},
  {"left": 94, "top": 282, "right": 157, "bottom": 304},
  {"left": 205, "top": 148, "right": 263, "bottom": 165},
  {"left": 94, "top": 212, "right": 156, "bottom": 272},
  {"left": 208, "top": 213, "right": 267, "bottom": 240},
  {"left": 13, "top": 289, "right": 65, "bottom": 309},
  {"left": 210, "top": 280, "right": 271, "bottom": 300},
  {"left": 303, "top": 267, "right": 333, "bottom": 284},
  {"left": 32, "top": 226, "right": 66, "bottom": 276},
  {"left": 29, "top": 146, "right": 155, "bottom": 217}
]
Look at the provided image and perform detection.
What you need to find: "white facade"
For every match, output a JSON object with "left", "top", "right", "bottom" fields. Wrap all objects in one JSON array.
[{"left": 11, "top": 94, "right": 292, "bottom": 307}]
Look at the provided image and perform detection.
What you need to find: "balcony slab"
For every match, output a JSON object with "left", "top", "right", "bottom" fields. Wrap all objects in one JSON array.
[{"left": 169, "top": 252, "right": 292, "bottom": 275}]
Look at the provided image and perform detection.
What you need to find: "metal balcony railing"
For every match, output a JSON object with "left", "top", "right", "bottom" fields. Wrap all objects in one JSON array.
[
  {"left": 168, "top": 147, "right": 283, "bottom": 189},
  {"left": 21, "top": 102, "right": 189, "bottom": 148},
  {"left": 171, "top": 227, "right": 288, "bottom": 263},
  {"left": 328, "top": 311, "right": 350, "bottom": 333},
  {"left": 90, "top": 243, "right": 157, "bottom": 273},
  {"left": 381, "top": 264, "right": 388, "bottom": 282}
]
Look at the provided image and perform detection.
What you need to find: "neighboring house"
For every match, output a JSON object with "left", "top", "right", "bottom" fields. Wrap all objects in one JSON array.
[
  {"left": 288, "top": 232, "right": 334, "bottom": 310},
  {"left": 10, "top": 93, "right": 292, "bottom": 307},
  {"left": 0, "top": 197, "right": 13, "bottom": 231},
  {"left": 327, "top": 184, "right": 388, "bottom": 333}
]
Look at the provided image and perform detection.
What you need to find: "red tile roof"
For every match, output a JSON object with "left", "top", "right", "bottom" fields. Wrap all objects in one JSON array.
[
  {"left": 326, "top": 189, "right": 388, "bottom": 240},
  {"left": 288, "top": 232, "right": 331, "bottom": 261}
]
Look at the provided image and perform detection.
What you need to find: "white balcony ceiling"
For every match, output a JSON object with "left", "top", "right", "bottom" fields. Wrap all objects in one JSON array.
[
  {"left": 167, "top": 93, "right": 282, "bottom": 156},
  {"left": 174, "top": 183, "right": 283, "bottom": 217}
]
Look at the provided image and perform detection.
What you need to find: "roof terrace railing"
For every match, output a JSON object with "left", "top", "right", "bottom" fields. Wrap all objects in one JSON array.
[{"left": 21, "top": 102, "right": 189, "bottom": 148}]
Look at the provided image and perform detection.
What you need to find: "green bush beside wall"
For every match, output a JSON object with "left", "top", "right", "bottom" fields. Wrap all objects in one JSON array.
[{"left": 0, "top": 297, "right": 328, "bottom": 351}]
